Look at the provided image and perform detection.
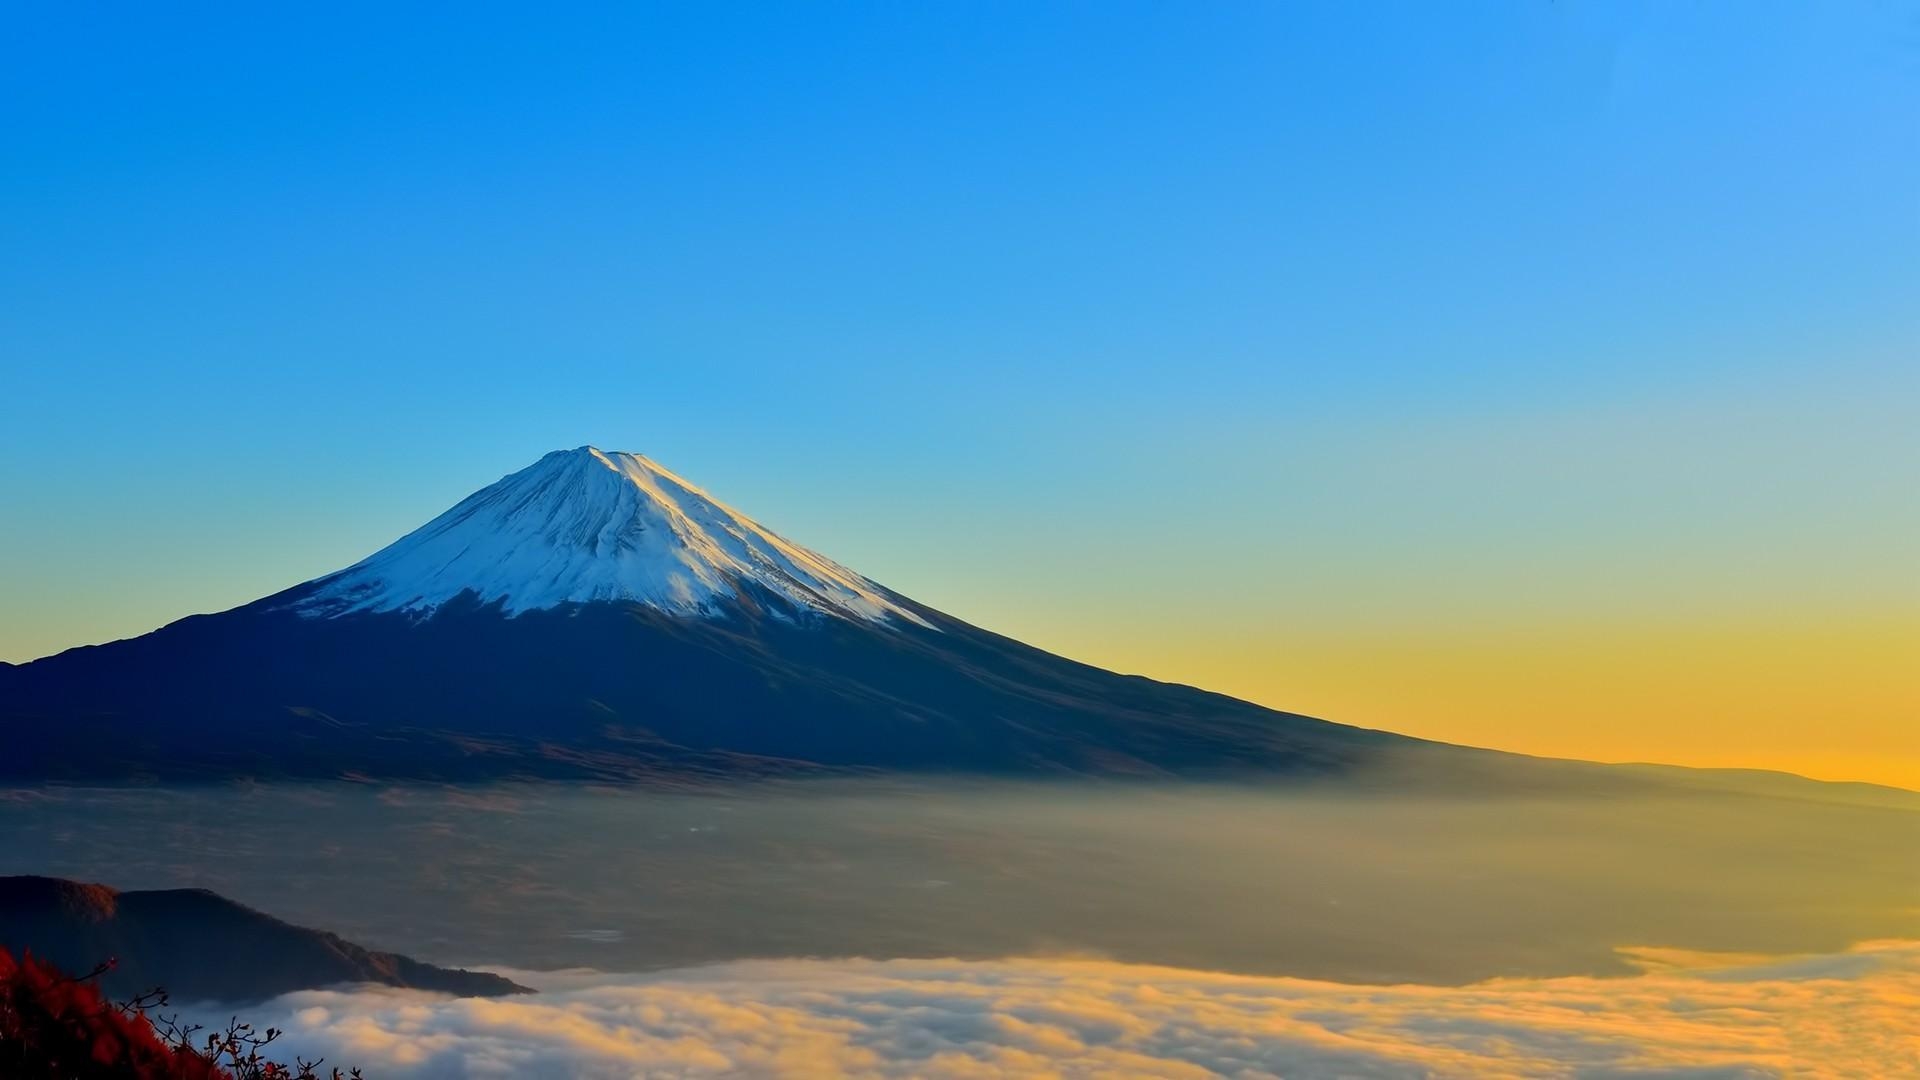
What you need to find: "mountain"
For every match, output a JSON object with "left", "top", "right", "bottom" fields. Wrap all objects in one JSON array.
[
  {"left": 1, "top": 446, "right": 1460, "bottom": 784},
  {"left": 0, "top": 876, "right": 528, "bottom": 1002},
  {"left": 294, "top": 448, "right": 929, "bottom": 627}
]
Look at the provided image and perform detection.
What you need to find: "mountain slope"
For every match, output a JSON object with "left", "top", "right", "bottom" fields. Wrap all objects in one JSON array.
[
  {"left": 1, "top": 446, "right": 1429, "bottom": 783},
  {"left": 0, "top": 876, "right": 527, "bottom": 1002}
]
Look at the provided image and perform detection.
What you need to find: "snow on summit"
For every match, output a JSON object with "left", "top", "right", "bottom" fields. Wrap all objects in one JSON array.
[{"left": 291, "top": 447, "right": 930, "bottom": 627}]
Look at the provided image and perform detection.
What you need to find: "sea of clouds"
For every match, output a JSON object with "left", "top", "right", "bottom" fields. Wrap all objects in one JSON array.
[{"left": 202, "top": 939, "right": 1918, "bottom": 1079}]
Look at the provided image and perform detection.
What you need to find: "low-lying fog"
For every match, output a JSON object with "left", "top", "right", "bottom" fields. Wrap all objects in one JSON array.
[{"left": 4, "top": 776, "right": 1913, "bottom": 985}]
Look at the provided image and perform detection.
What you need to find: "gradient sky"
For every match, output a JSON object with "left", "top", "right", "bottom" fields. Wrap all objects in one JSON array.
[{"left": 2, "top": 2, "right": 1915, "bottom": 786}]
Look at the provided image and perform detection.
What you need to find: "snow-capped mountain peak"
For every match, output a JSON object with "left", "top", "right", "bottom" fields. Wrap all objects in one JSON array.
[{"left": 290, "top": 446, "right": 930, "bottom": 627}]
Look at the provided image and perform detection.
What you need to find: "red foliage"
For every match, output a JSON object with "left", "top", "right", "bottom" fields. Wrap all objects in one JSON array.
[
  {"left": 0, "top": 949, "right": 358, "bottom": 1080},
  {"left": 0, "top": 947, "right": 224, "bottom": 1079}
]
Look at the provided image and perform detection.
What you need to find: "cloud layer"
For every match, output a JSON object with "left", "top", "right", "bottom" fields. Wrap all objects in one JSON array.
[{"left": 219, "top": 941, "right": 1920, "bottom": 1079}]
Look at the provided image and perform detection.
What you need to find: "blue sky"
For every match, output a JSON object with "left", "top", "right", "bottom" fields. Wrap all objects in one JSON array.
[{"left": 1, "top": 2, "right": 1914, "bottom": 781}]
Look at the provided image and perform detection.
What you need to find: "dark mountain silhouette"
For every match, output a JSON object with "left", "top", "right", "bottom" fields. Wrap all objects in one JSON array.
[
  {"left": 0, "top": 447, "right": 1443, "bottom": 784},
  {"left": 0, "top": 447, "right": 1575, "bottom": 788},
  {"left": 0, "top": 582, "right": 1443, "bottom": 783},
  {"left": 0, "top": 876, "right": 528, "bottom": 1003}
]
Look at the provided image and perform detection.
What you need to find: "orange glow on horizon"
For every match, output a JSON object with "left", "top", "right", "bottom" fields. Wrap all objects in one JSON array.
[{"left": 1034, "top": 612, "right": 1920, "bottom": 791}]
